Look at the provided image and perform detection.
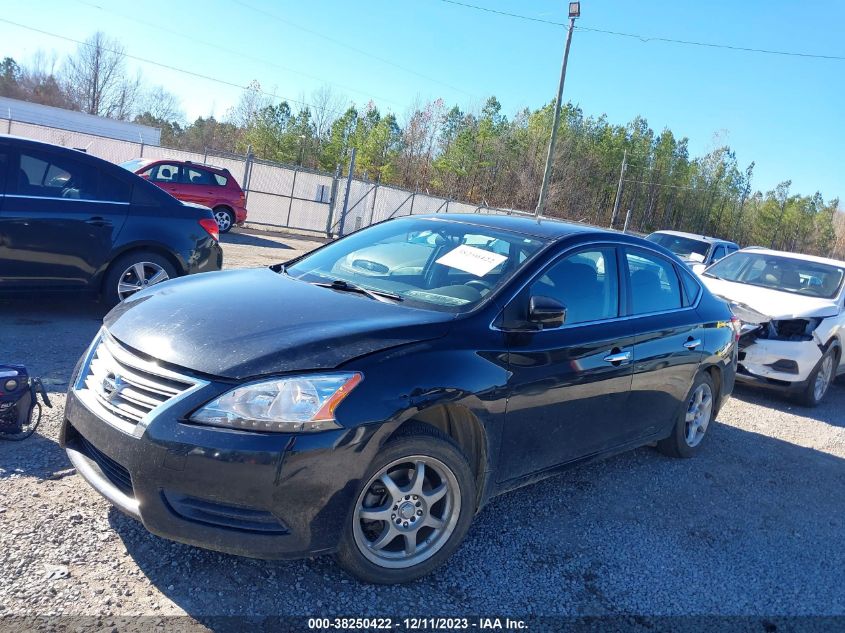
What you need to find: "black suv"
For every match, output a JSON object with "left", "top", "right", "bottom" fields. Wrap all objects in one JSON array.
[{"left": 0, "top": 136, "right": 223, "bottom": 306}]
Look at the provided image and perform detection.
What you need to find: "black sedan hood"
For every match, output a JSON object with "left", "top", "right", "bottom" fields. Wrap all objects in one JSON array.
[{"left": 104, "top": 268, "right": 454, "bottom": 380}]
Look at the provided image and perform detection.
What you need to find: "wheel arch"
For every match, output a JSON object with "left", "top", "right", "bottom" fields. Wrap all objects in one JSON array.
[
  {"left": 98, "top": 244, "right": 186, "bottom": 294},
  {"left": 388, "top": 403, "right": 489, "bottom": 509},
  {"left": 702, "top": 362, "right": 723, "bottom": 414}
]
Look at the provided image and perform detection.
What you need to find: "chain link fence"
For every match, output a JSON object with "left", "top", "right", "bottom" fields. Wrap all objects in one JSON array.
[{"left": 2, "top": 115, "right": 540, "bottom": 238}]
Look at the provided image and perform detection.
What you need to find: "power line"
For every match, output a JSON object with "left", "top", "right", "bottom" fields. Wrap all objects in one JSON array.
[
  {"left": 231, "top": 0, "right": 478, "bottom": 98},
  {"left": 434, "top": 0, "right": 845, "bottom": 61},
  {"left": 0, "top": 18, "right": 325, "bottom": 113},
  {"left": 73, "top": 0, "right": 403, "bottom": 109}
]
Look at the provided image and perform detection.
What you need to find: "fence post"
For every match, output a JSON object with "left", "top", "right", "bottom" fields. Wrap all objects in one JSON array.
[
  {"left": 243, "top": 145, "right": 254, "bottom": 202},
  {"left": 139, "top": 133, "right": 145, "bottom": 158},
  {"left": 203, "top": 148, "right": 208, "bottom": 164},
  {"left": 338, "top": 148, "right": 356, "bottom": 237},
  {"left": 622, "top": 208, "right": 632, "bottom": 233},
  {"left": 6, "top": 108, "right": 11, "bottom": 134},
  {"left": 325, "top": 164, "right": 342, "bottom": 238},
  {"left": 409, "top": 191, "right": 416, "bottom": 215},
  {"left": 366, "top": 175, "right": 380, "bottom": 227},
  {"left": 285, "top": 168, "right": 298, "bottom": 227}
]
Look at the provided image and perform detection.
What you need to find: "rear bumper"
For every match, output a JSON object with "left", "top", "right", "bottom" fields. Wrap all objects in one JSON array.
[{"left": 234, "top": 205, "right": 248, "bottom": 225}]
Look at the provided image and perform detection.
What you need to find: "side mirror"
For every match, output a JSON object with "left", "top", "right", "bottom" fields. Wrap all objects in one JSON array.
[{"left": 528, "top": 295, "right": 566, "bottom": 329}]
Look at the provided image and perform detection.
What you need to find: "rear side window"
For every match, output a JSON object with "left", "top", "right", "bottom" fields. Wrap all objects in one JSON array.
[
  {"left": 213, "top": 173, "right": 228, "bottom": 186},
  {"left": 17, "top": 151, "right": 98, "bottom": 201},
  {"left": 185, "top": 167, "right": 215, "bottom": 186},
  {"left": 99, "top": 172, "right": 131, "bottom": 203},
  {"left": 625, "top": 249, "right": 683, "bottom": 315},
  {"left": 678, "top": 266, "right": 701, "bottom": 306}
]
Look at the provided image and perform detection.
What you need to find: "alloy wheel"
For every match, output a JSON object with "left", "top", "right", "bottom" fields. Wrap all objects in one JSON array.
[
  {"left": 352, "top": 455, "right": 461, "bottom": 569},
  {"left": 117, "top": 262, "right": 170, "bottom": 301},
  {"left": 214, "top": 210, "right": 232, "bottom": 232},
  {"left": 684, "top": 382, "right": 713, "bottom": 448},
  {"left": 814, "top": 354, "right": 835, "bottom": 402}
]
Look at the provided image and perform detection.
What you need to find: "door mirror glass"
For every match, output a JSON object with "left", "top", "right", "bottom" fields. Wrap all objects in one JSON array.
[{"left": 529, "top": 295, "right": 566, "bottom": 328}]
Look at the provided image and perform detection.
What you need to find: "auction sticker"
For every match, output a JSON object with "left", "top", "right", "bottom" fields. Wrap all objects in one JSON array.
[{"left": 436, "top": 245, "right": 507, "bottom": 277}]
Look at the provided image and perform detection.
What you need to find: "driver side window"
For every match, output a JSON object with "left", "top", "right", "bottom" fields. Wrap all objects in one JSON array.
[{"left": 530, "top": 248, "right": 620, "bottom": 325}]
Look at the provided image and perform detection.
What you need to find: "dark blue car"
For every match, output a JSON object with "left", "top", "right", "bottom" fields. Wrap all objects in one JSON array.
[{"left": 0, "top": 136, "right": 223, "bottom": 306}]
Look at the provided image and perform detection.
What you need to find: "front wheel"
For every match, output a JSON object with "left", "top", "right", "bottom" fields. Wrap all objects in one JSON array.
[
  {"left": 336, "top": 426, "right": 476, "bottom": 584},
  {"left": 657, "top": 372, "right": 716, "bottom": 458},
  {"left": 799, "top": 347, "right": 838, "bottom": 407}
]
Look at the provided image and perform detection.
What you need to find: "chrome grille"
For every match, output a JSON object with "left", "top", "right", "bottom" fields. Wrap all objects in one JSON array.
[{"left": 75, "top": 333, "right": 198, "bottom": 430}]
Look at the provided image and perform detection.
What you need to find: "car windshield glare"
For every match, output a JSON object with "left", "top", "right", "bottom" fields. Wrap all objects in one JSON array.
[
  {"left": 647, "top": 233, "right": 710, "bottom": 261},
  {"left": 285, "top": 219, "right": 547, "bottom": 312},
  {"left": 707, "top": 252, "right": 845, "bottom": 299}
]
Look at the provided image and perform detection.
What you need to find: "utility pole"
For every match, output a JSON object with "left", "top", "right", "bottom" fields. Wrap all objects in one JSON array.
[
  {"left": 610, "top": 149, "right": 627, "bottom": 229},
  {"left": 535, "top": 2, "right": 581, "bottom": 217}
]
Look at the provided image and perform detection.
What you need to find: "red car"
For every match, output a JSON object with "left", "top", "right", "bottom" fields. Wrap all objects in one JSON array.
[{"left": 120, "top": 158, "right": 247, "bottom": 233}]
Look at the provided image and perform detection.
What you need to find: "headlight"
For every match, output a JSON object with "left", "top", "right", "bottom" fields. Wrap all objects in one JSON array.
[{"left": 190, "top": 373, "right": 362, "bottom": 433}]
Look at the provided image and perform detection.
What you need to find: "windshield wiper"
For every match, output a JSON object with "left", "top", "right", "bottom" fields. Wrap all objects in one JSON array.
[{"left": 312, "top": 279, "right": 403, "bottom": 303}]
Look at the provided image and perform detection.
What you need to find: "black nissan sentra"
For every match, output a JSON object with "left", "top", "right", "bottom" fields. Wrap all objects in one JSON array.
[{"left": 61, "top": 214, "right": 737, "bottom": 583}]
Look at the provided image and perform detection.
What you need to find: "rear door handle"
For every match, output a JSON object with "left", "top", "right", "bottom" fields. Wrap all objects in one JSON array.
[
  {"left": 603, "top": 351, "right": 631, "bottom": 364},
  {"left": 684, "top": 339, "right": 702, "bottom": 350},
  {"left": 85, "top": 217, "right": 111, "bottom": 227}
]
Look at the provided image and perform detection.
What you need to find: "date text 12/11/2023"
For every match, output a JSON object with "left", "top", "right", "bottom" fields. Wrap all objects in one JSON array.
[{"left": 307, "top": 617, "right": 528, "bottom": 630}]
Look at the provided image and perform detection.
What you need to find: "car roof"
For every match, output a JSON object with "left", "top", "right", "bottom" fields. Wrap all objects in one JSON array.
[
  {"left": 735, "top": 247, "right": 845, "bottom": 269},
  {"left": 650, "top": 229, "right": 736, "bottom": 245},
  {"left": 400, "top": 213, "right": 615, "bottom": 241}
]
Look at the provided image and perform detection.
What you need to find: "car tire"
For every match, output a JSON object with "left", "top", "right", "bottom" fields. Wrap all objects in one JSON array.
[
  {"left": 798, "top": 347, "right": 838, "bottom": 407},
  {"left": 213, "top": 207, "right": 235, "bottom": 234},
  {"left": 102, "top": 251, "right": 177, "bottom": 308},
  {"left": 335, "top": 424, "right": 476, "bottom": 584},
  {"left": 657, "top": 371, "right": 716, "bottom": 459}
]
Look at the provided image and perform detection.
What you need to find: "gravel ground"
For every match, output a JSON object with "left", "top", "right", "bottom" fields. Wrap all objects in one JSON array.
[{"left": 1, "top": 229, "right": 844, "bottom": 626}]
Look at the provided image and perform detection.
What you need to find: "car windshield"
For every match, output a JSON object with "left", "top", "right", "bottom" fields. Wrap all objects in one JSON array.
[
  {"left": 285, "top": 218, "right": 547, "bottom": 312},
  {"left": 119, "top": 158, "right": 147, "bottom": 172},
  {"left": 646, "top": 233, "right": 710, "bottom": 262},
  {"left": 705, "top": 251, "right": 845, "bottom": 299}
]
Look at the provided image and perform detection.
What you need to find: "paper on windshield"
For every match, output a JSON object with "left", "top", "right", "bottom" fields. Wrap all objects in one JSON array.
[
  {"left": 436, "top": 245, "right": 508, "bottom": 277},
  {"left": 687, "top": 252, "right": 706, "bottom": 263}
]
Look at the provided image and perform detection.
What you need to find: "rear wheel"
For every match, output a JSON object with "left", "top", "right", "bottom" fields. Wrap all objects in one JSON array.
[
  {"left": 799, "top": 347, "right": 838, "bottom": 407},
  {"left": 336, "top": 426, "right": 476, "bottom": 584},
  {"left": 102, "top": 251, "right": 177, "bottom": 307},
  {"left": 657, "top": 372, "right": 716, "bottom": 458},
  {"left": 213, "top": 207, "right": 235, "bottom": 233}
]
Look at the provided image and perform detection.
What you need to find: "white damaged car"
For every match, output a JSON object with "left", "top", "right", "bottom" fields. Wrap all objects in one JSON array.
[{"left": 698, "top": 248, "right": 845, "bottom": 406}]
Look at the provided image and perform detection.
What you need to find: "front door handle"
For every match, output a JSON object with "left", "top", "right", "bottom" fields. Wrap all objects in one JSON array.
[
  {"left": 684, "top": 338, "right": 702, "bottom": 350},
  {"left": 85, "top": 217, "right": 111, "bottom": 227},
  {"left": 603, "top": 351, "right": 631, "bottom": 364}
]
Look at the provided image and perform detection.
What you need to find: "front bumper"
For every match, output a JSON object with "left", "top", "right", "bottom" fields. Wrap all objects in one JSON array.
[
  {"left": 736, "top": 338, "right": 821, "bottom": 392},
  {"left": 60, "top": 337, "right": 380, "bottom": 559}
]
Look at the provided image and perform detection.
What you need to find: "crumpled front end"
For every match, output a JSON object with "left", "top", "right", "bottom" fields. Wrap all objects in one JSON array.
[{"left": 735, "top": 315, "right": 831, "bottom": 387}]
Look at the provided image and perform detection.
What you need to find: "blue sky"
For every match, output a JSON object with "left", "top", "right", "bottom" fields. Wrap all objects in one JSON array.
[{"left": 2, "top": 0, "right": 843, "bottom": 203}]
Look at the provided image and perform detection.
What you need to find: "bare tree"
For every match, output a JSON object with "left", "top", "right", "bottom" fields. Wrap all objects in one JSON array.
[
  {"left": 310, "top": 84, "right": 345, "bottom": 143},
  {"left": 136, "top": 85, "right": 184, "bottom": 123},
  {"left": 62, "top": 32, "right": 140, "bottom": 120}
]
